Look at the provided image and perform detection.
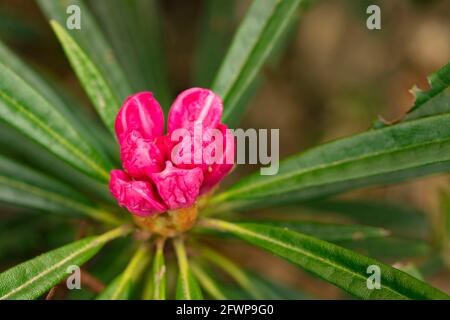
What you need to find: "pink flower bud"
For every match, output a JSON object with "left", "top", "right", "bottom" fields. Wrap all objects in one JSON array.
[
  {"left": 120, "top": 131, "right": 165, "bottom": 180},
  {"left": 109, "top": 170, "right": 167, "bottom": 216},
  {"left": 201, "top": 124, "right": 235, "bottom": 194},
  {"left": 151, "top": 162, "right": 203, "bottom": 210},
  {"left": 109, "top": 89, "right": 234, "bottom": 217},
  {"left": 114, "top": 92, "right": 164, "bottom": 144},
  {"left": 168, "top": 88, "right": 223, "bottom": 133}
]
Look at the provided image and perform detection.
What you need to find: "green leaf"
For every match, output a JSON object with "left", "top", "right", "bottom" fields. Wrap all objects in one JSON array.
[
  {"left": 0, "top": 123, "right": 113, "bottom": 203},
  {"left": 194, "top": 0, "right": 236, "bottom": 87},
  {"left": 90, "top": 0, "right": 172, "bottom": 110},
  {"left": 37, "top": 0, "right": 132, "bottom": 101},
  {"left": 0, "top": 154, "right": 121, "bottom": 225},
  {"left": 0, "top": 60, "right": 111, "bottom": 181},
  {"left": 302, "top": 200, "right": 429, "bottom": 239},
  {"left": 141, "top": 238, "right": 167, "bottom": 300},
  {"left": 232, "top": 221, "right": 390, "bottom": 242},
  {"left": 338, "top": 237, "right": 430, "bottom": 259},
  {"left": 212, "top": 113, "right": 450, "bottom": 212},
  {"left": 200, "top": 246, "right": 263, "bottom": 299},
  {"left": 97, "top": 244, "right": 150, "bottom": 300},
  {"left": 49, "top": 20, "right": 120, "bottom": 135},
  {"left": 212, "top": 0, "right": 309, "bottom": 124},
  {"left": 151, "top": 238, "right": 167, "bottom": 300},
  {"left": 191, "top": 262, "right": 227, "bottom": 300},
  {"left": 88, "top": 238, "right": 136, "bottom": 284},
  {"left": 0, "top": 225, "right": 131, "bottom": 300},
  {"left": 201, "top": 219, "right": 449, "bottom": 300},
  {"left": 375, "top": 61, "right": 450, "bottom": 128},
  {"left": 173, "top": 238, "right": 203, "bottom": 300},
  {"left": 0, "top": 39, "right": 114, "bottom": 160}
]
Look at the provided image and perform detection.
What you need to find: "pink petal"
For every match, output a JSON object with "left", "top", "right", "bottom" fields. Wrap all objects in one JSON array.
[
  {"left": 151, "top": 161, "right": 203, "bottom": 210},
  {"left": 109, "top": 170, "right": 167, "bottom": 216},
  {"left": 120, "top": 131, "right": 165, "bottom": 180},
  {"left": 168, "top": 88, "right": 223, "bottom": 133},
  {"left": 115, "top": 92, "right": 164, "bottom": 144},
  {"left": 168, "top": 127, "right": 207, "bottom": 172},
  {"left": 200, "top": 124, "right": 235, "bottom": 194}
]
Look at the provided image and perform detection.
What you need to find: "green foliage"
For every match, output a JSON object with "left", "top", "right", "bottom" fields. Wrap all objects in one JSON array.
[
  {"left": 50, "top": 21, "right": 121, "bottom": 135},
  {"left": 0, "top": 0, "right": 448, "bottom": 301},
  {"left": 0, "top": 61, "right": 112, "bottom": 180},
  {"left": 375, "top": 61, "right": 450, "bottom": 127},
  {"left": 212, "top": 0, "right": 310, "bottom": 125},
  {"left": 201, "top": 219, "right": 448, "bottom": 299},
  {"left": 0, "top": 226, "right": 130, "bottom": 300},
  {"left": 37, "top": 0, "right": 132, "bottom": 101},
  {"left": 151, "top": 238, "right": 167, "bottom": 300},
  {"left": 212, "top": 112, "right": 450, "bottom": 212},
  {"left": 90, "top": 0, "right": 172, "bottom": 110},
  {"left": 97, "top": 244, "right": 150, "bottom": 300},
  {"left": 173, "top": 238, "right": 203, "bottom": 300}
]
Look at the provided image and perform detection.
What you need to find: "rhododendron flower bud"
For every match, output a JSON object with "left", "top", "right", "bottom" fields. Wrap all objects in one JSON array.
[
  {"left": 120, "top": 131, "right": 164, "bottom": 179},
  {"left": 109, "top": 170, "right": 167, "bottom": 216},
  {"left": 109, "top": 88, "right": 235, "bottom": 218},
  {"left": 114, "top": 92, "right": 164, "bottom": 144},
  {"left": 168, "top": 88, "right": 223, "bottom": 132},
  {"left": 201, "top": 124, "right": 235, "bottom": 194},
  {"left": 151, "top": 162, "right": 203, "bottom": 210}
]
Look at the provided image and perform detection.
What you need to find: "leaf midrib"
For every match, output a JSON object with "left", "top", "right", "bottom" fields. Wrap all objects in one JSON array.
[
  {"left": 0, "top": 89, "right": 109, "bottom": 180},
  {"left": 0, "top": 238, "right": 98, "bottom": 299},
  {"left": 219, "top": 221, "right": 409, "bottom": 299},
  {"left": 0, "top": 174, "right": 97, "bottom": 218},
  {"left": 223, "top": 0, "right": 300, "bottom": 119},
  {"left": 51, "top": 21, "right": 120, "bottom": 133},
  {"left": 215, "top": 1, "right": 279, "bottom": 101},
  {"left": 217, "top": 132, "right": 450, "bottom": 200}
]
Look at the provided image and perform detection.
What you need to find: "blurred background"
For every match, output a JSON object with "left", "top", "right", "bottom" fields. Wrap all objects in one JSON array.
[{"left": 0, "top": 0, "right": 449, "bottom": 298}]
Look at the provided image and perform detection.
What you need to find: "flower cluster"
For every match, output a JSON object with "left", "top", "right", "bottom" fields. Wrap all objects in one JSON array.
[{"left": 109, "top": 88, "right": 235, "bottom": 216}]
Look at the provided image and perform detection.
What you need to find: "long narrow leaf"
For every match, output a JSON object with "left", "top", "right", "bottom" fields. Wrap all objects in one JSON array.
[
  {"left": 37, "top": 0, "right": 132, "bottom": 101},
  {"left": 212, "top": 0, "right": 310, "bottom": 124},
  {"left": 97, "top": 244, "right": 149, "bottom": 300},
  {"left": 90, "top": 0, "right": 172, "bottom": 109},
  {"left": 375, "top": 62, "right": 450, "bottom": 127},
  {"left": 0, "top": 124, "right": 112, "bottom": 203},
  {"left": 194, "top": 0, "right": 236, "bottom": 87},
  {"left": 50, "top": 21, "right": 120, "bottom": 135},
  {"left": 0, "top": 225, "right": 131, "bottom": 300},
  {"left": 0, "top": 155, "right": 121, "bottom": 225},
  {"left": 0, "top": 60, "right": 111, "bottom": 180},
  {"left": 230, "top": 221, "right": 389, "bottom": 242},
  {"left": 151, "top": 238, "right": 167, "bottom": 300},
  {"left": 191, "top": 262, "right": 227, "bottom": 300},
  {"left": 303, "top": 200, "right": 429, "bottom": 239},
  {"left": 0, "top": 39, "right": 116, "bottom": 160},
  {"left": 212, "top": 113, "right": 450, "bottom": 212},
  {"left": 338, "top": 237, "right": 430, "bottom": 259},
  {"left": 173, "top": 238, "right": 203, "bottom": 300},
  {"left": 201, "top": 219, "right": 449, "bottom": 300},
  {"left": 200, "top": 246, "right": 262, "bottom": 299}
]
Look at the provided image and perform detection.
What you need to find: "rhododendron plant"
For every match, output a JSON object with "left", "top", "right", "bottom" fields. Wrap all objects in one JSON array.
[
  {"left": 110, "top": 89, "right": 234, "bottom": 218},
  {"left": 0, "top": 0, "right": 449, "bottom": 302}
]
